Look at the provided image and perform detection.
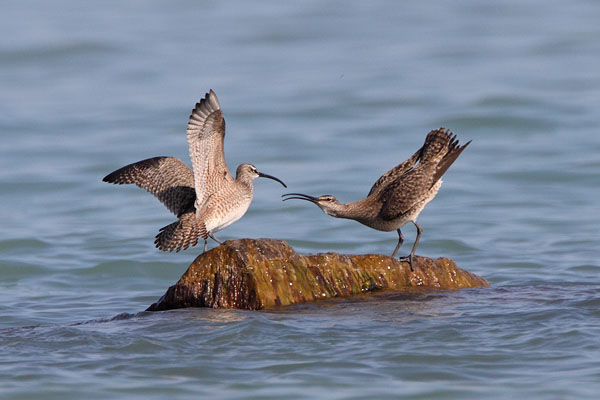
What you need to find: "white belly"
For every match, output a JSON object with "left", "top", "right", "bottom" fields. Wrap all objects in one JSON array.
[{"left": 205, "top": 201, "right": 251, "bottom": 234}]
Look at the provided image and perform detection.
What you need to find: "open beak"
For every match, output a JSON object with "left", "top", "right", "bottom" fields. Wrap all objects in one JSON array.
[
  {"left": 258, "top": 172, "right": 287, "bottom": 188},
  {"left": 281, "top": 192, "right": 318, "bottom": 203}
]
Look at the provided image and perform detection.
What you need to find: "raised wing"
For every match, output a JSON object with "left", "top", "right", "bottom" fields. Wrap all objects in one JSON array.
[
  {"left": 103, "top": 156, "right": 195, "bottom": 217},
  {"left": 186, "top": 90, "right": 233, "bottom": 210},
  {"left": 367, "top": 145, "right": 424, "bottom": 197},
  {"left": 377, "top": 128, "right": 470, "bottom": 221}
]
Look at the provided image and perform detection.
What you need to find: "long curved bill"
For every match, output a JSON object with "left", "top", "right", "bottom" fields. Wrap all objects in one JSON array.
[
  {"left": 258, "top": 172, "right": 287, "bottom": 188},
  {"left": 281, "top": 192, "right": 318, "bottom": 202}
]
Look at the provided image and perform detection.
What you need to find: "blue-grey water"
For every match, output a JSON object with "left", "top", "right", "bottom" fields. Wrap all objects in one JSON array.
[{"left": 1, "top": 0, "right": 599, "bottom": 398}]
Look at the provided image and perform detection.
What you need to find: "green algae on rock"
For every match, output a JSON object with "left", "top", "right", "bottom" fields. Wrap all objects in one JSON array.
[{"left": 147, "top": 238, "right": 489, "bottom": 311}]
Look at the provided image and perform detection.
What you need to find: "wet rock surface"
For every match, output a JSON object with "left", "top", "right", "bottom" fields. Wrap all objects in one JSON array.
[{"left": 147, "top": 238, "right": 489, "bottom": 311}]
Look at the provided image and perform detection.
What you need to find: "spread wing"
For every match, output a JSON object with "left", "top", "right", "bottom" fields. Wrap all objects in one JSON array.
[
  {"left": 377, "top": 128, "right": 470, "bottom": 221},
  {"left": 103, "top": 156, "right": 196, "bottom": 217},
  {"left": 186, "top": 90, "right": 233, "bottom": 209},
  {"left": 367, "top": 145, "right": 424, "bottom": 197}
]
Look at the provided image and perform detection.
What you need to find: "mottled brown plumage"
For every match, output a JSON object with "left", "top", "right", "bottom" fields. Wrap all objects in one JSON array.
[
  {"left": 103, "top": 156, "right": 196, "bottom": 217},
  {"left": 283, "top": 128, "right": 470, "bottom": 271},
  {"left": 103, "top": 90, "right": 286, "bottom": 252}
]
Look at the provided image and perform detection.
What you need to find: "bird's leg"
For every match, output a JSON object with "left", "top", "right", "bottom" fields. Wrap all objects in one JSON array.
[
  {"left": 391, "top": 229, "right": 405, "bottom": 258},
  {"left": 203, "top": 239, "right": 208, "bottom": 252},
  {"left": 208, "top": 233, "right": 224, "bottom": 245},
  {"left": 399, "top": 221, "right": 422, "bottom": 272}
]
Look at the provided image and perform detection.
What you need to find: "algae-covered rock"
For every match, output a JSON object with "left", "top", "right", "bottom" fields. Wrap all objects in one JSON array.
[{"left": 147, "top": 238, "right": 488, "bottom": 311}]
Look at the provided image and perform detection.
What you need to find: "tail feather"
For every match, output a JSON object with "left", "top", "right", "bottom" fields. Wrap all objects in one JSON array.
[
  {"left": 154, "top": 213, "right": 207, "bottom": 252},
  {"left": 430, "top": 128, "right": 471, "bottom": 183},
  {"left": 420, "top": 128, "right": 455, "bottom": 164}
]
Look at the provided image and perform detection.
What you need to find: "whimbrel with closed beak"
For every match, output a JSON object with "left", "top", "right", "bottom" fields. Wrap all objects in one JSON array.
[
  {"left": 103, "top": 90, "right": 287, "bottom": 252},
  {"left": 283, "top": 128, "right": 470, "bottom": 271}
]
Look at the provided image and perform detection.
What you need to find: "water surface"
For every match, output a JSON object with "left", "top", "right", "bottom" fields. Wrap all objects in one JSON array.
[{"left": 1, "top": 0, "right": 599, "bottom": 398}]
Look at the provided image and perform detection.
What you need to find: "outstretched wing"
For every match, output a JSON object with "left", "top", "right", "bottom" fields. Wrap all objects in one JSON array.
[
  {"left": 186, "top": 90, "right": 233, "bottom": 209},
  {"left": 367, "top": 145, "right": 424, "bottom": 197},
  {"left": 103, "top": 156, "right": 196, "bottom": 217}
]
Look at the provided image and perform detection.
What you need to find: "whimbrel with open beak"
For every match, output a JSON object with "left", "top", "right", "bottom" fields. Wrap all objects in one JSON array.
[
  {"left": 283, "top": 128, "right": 470, "bottom": 271},
  {"left": 103, "top": 90, "right": 286, "bottom": 252}
]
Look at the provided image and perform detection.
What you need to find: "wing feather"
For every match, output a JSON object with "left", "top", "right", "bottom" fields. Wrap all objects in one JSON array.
[
  {"left": 367, "top": 146, "right": 424, "bottom": 197},
  {"left": 377, "top": 128, "right": 469, "bottom": 221},
  {"left": 103, "top": 156, "right": 195, "bottom": 217},
  {"left": 186, "top": 90, "right": 232, "bottom": 210},
  {"left": 377, "top": 169, "right": 435, "bottom": 221}
]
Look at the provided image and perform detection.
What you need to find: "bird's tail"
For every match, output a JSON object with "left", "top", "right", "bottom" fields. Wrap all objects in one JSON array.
[
  {"left": 420, "top": 128, "right": 471, "bottom": 183},
  {"left": 154, "top": 213, "right": 207, "bottom": 252},
  {"left": 420, "top": 128, "right": 454, "bottom": 163}
]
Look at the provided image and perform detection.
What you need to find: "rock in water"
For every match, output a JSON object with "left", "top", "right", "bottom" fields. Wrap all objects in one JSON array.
[{"left": 147, "top": 238, "right": 488, "bottom": 311}]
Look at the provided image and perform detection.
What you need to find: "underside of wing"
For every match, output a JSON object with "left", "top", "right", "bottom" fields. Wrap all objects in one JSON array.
[
  {"left": 103, "top": 156, "right": 196, "bottom": 217},
  {"left": 367, "top": 145, "right": 424, "bottom": 197},
  {"left": 187, "top": 90, "right": 233, "bottom": 208}
]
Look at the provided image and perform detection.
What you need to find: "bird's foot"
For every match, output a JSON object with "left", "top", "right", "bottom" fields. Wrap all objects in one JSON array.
[{"left": 398, "top": 254, "right": 415, "bottom": 272}]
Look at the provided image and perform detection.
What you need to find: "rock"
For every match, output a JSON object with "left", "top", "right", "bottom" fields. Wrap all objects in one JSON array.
[{"left": 147, "top": 238, "right": 489, "bottom": 311}]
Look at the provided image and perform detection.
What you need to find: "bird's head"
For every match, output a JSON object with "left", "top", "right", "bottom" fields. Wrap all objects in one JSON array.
[{"left": 236, "top": 164, "right": 287, "bottom": 187}]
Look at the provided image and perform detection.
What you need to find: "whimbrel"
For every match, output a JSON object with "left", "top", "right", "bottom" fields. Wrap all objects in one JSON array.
[
  {"left": 283, "top": 128, "right": 470, "bottom": 271},
  {"left": 103, "top": 90, "right": 287, "bottom": 252}
]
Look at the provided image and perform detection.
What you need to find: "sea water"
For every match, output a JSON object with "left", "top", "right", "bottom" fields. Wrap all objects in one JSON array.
[{"left": 1, "top": 1, "right": 599, "bottom": 398}]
